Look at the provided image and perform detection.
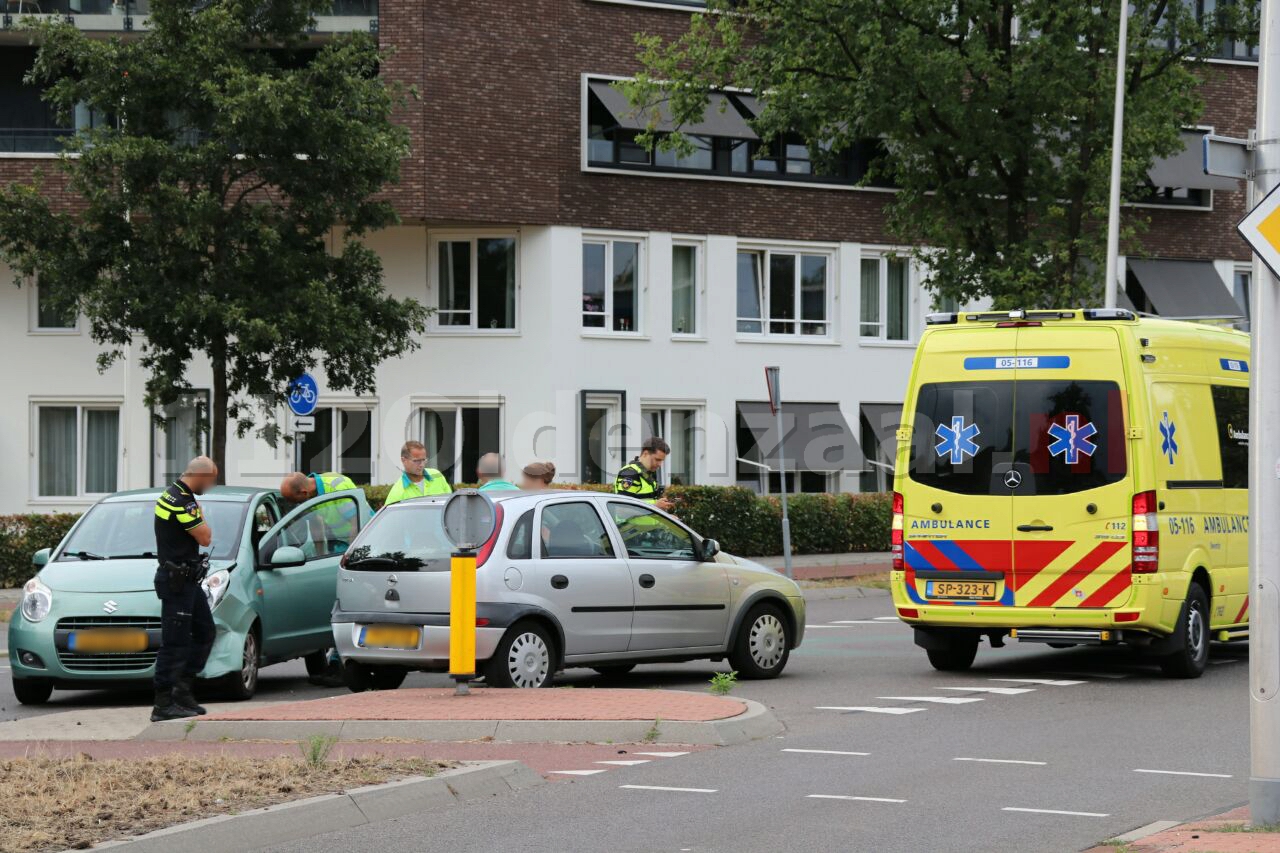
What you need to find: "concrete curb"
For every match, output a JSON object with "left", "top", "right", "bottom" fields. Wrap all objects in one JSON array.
[
  {"left": 137, "top": 698, "right": 783, "bottom": 746},
  {"left": 67, "top": 760, "right": 543, "bottom": 853}
]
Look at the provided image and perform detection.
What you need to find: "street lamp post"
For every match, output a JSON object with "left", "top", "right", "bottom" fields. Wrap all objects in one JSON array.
[{"left": 1103, "top": 0, "right": 1131, "bottom": 309}]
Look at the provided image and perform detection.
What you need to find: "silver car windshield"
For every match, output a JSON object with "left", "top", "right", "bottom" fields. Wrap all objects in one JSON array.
[
  {"left": 57, "top": 500, "right": 248, "bottom": 562},
  {"left": 345, "top": 505, "right": 452, "bottom": 571}
]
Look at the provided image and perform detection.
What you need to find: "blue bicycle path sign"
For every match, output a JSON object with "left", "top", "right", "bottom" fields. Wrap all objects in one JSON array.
[{"left": 287, "top": 373, "right": 319, "bottom": 417}]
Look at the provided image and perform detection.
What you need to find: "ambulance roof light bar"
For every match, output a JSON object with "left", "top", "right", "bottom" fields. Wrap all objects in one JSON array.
[{"left": 1083, "top": 308, "right": 1137, "bottom": 321}]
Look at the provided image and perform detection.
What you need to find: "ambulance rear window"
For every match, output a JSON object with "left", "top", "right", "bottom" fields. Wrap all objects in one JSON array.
[{"left": 908, "top": 380, "right": 1127, "bottom": 495}]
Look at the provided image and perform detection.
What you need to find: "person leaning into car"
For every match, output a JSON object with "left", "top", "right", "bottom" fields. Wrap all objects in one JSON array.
[{"left": 151, "top": 455, "right": 218, "bottom": 722}]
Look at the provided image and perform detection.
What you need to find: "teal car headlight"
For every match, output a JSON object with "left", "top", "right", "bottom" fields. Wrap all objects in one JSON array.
[
  {"left": 20, "top": 577, "right": 52, "bottom": 622},
  {"left": 201, "top": 569, "right": 231, "bottom": 610}
]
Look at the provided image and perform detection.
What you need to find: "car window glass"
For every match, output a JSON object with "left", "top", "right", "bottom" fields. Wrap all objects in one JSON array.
[
  {"left": 1212, "top": 385, "right": 1249, "bottom": 489},
  {"left": 1014, "top": 380, "right": 1127, "bottom": 495},
  {"left": 909, "top": 381, "right": 1014, "bottom": 495},
  {"left": 275, "top": 495, "right": 359, "bottom": 561},
  {"left": 540, "top": 502, "right": 614, "bottom": 559},
  {"left": 59, "top": 499, "right": 246, "bottom": 561},
  {"left": 608, "top": 502, "right": 696, "bottom": 560},
  {"left": 507, "top": 509, "right": 535, "bottom": 560},
  {"left": 254, "top": 503, "right": 275, "bottom": 533},
  {"left": 343, "top": 505, "right": 451, "bottom": 571}
]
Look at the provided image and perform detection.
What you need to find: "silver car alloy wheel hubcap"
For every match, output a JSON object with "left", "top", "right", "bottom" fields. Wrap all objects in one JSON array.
[
  {"left": 1188, "top": 604, "right": 1206, "bottom": 661},
  {"left": 508, "top": 632, "right": 550, "bottom": 688},
  {"left": 242, "top": 634, "right": 258, "bottom": 691},
  {"left": 749, "top": 614, "right": 785, "bottom": 670}
]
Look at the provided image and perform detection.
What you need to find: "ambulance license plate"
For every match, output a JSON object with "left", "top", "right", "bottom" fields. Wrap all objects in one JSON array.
[
  {"left": 926, "top": 581, "right": 996, "bottom": 600},
  {"left": 359, "top": 625, "right": 421, "bottom": 650},
  {"left": 68, "top": 629, "right": 149, "bottom": 654}
]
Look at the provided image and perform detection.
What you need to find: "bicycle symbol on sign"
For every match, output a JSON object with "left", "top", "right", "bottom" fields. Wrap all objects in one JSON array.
[{"left": 289, "top": 384, "right": 317, "bottom": 406}]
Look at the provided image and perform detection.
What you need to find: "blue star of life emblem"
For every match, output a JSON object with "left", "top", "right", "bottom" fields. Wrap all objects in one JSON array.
[
  {"left": 1159, "top": 411, "right": 1178, "bottom": 464},
  {"left": 935, "top": 415, "right": 981, "bottom": 464},
  {"left": 1046, "top": 414, "right": 1098, "bottom": 465}
]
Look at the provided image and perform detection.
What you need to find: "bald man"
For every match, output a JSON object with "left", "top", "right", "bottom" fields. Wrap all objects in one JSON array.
[
  {"left": 476, "top": 453, "right": 520, "bottom": 491},
  {"left": 151, "top": 455, "right": 219, "bottom": 722}
]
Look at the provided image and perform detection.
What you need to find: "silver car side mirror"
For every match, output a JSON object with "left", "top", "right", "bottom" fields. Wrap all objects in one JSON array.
[{"left": 701, "top": 538, "right": 721, "bottom": 561}]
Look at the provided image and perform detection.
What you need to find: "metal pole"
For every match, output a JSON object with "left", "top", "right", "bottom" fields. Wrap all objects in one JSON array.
[
  {"left": 774, "top": 400, "right": 793, "bottom": 580},
  {"left": 1103, "top": 0, "right": 1130, "bottom": 309},
  {"left": 1251, "top": 0, "right": 1280, "bottom": 825}
]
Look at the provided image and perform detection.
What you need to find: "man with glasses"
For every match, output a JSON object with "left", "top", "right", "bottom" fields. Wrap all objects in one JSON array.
[{"left": 382, "top": 440, "right": 451, "bottom": 507}]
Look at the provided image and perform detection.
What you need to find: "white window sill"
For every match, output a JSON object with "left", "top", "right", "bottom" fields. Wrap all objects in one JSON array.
[
  {"left": 735, "top": 335, "right": 840, "bottom": 346},
  {"left": 581, "top": 332, "right": 650, "bottom": 341},
  {"left": 670, "top": 335, "right": 707, "bottom": 343},
  {"left": 859, "top": 338, "right": 918, "bottom": 349},
  {"left": 427, "top": 328, "right": 522, "bottom": 337},
  {"left": 28, "top": 328, "right": 81, "bottom": 336}
]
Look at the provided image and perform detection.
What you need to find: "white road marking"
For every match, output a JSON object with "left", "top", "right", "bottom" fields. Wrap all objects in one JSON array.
[
  {"left": 1210, "top": 659, "right": 1243, "bottom": 666},
  {"left": 1003, "top": 807, "right": 1110, "bottom": 817},
  {"left": 939, "top": 686, "right": 1036, "bottom": 695},
  {"left": 807, "top": 625, "right": 856, "bottom": 629},
  {"left": 807, "top": 794, "right": 907, "bottom": 804},
  {"left": 634, "top": 751, "right": 690, "bottom": 758},
  {"left": 548, "top": 769, "right": 608, "bottom": 776},
  {"left": 876, "top": 696, "right": 984, "bottom": 705},
  {"left": 954, "top": 757, "right": 1047, "bottom": 766},
  {"left": 873, "top": 616, "right": 899, "bottom": 621},
  {"left": 595, "top": 760, "right": 652, "bottom": 766},
  {"left": 782, "top": 748, "right": 871, "bottom": 756},
  {"left": 831, "top": 620, "right": 896, "bottom": 624},
  {"left": 990, "top": 678, "right": 1086, "bottom": 686},
  {"left": 1133, "top": 768, "right": 1233, "bottom": 779},
  {"left": 1050, "top": 671, "right": 1129, "bottom": 679},
  {"left": 815, "top": 706, "right": 926, "bottom": 715},
  {"left": 620, "top": 785, "right": 717, "bottom": 793}
]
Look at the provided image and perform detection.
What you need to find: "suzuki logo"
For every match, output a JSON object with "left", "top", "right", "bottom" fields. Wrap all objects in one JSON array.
[
  {"left": 102, "top": 600, "right": 119, "bottom": 614},
  {"left": 1003, "top": 470, "right": 1023, "bottom": 490},
  {"left": 386, "top": 574, "right": 398, "bottom": 585}
]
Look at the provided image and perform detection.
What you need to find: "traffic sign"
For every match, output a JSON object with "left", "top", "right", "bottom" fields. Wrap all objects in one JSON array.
[
  {"left": 1238, "top": 182, "right": 1280, "bottom": 279},
  {"left": 441, "top": 490, "right": 498, "bottom": 553},
  {"left": 292, "top": 415, "right": 315, "bottom": 433},
  {"left": 287, "top": 373, "right": 318, "bottom": 417},
  {"left": 1204, "top": 133, "right": 1253, "bottom": 181}
]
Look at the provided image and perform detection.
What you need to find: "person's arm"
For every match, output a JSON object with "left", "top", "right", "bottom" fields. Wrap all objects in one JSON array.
[
  {"left": 615, "top": 468, "right": 650, "bottom": 500},
  {"left": 178, "top": 501, "right": 212, "bottom": 548}
]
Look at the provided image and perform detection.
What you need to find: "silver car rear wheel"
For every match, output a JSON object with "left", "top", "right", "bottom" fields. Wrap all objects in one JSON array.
[
  {"left": 749, "top": 613, "right": 786, "bottom": 671},
  {"left": 728, "top": 603, "right": 792, "bottom": 680},
  {"left": 486, "top": 622, "right": 556, "bottom": 689}
]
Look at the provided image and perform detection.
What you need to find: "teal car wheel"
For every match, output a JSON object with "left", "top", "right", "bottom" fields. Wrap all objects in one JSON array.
[
  {"left": 219, "top": 628, "right": 260, "bottom": 701},
  {"left": 12, "top": 677, "right": 53, "bottom": 705}
]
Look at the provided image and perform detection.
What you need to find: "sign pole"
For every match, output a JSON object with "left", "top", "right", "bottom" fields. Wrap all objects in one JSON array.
[
  {"left": 449, "top": 548, "right": 477, "bottom": 695},
  {"left": 1251, "top": 0, "right": 1280, "bottom": 825},
  {"left": 766, "top": 367, "right": 793, "bottom": 580},
  {"left": 1103, "top": 0, "right": 1130, "bottom": 309}
]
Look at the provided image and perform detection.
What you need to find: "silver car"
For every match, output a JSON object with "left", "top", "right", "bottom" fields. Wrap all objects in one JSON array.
[{"left": 331, "top": 491, "right": 806, "bottom": 689}]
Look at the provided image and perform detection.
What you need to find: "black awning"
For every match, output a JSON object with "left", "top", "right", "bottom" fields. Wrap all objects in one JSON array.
[
  {"left": 1127, "top": 259, "right": 1243, "bottom": 319},
  {"left": 588, "top": 80, "right": 758, "bottom": 140},
  {"left": 737, "top": 402, "right": 863, "bottom": 473},
  {"left": 1147, "top": 130, "right": 1243, "bottom": 192}
]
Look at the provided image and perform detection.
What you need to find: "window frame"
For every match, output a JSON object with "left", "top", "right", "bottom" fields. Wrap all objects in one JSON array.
[
  {"left": 151, "top": 390, "right": 210, "bottom": 487},
  {"left": 415, "top": 400, "right": 505, "bottom": 486},
  {"left": 297, "top": 404, "right": 379, "bottom": 486},
  {"left": 427, "top": 232, "right": 521, "bottom": 334},
  {"left": 670, "top": 238, "right": 705, "bottom": 339},
  {"left": 735, "top": 245, "right": 835, "bottom": 341},
  {"left": 859, "top": 253, "right": 914, "bottom": 344},
  {"left": 640, "top": 402, "right": 703, "bottom": 486},
  {"left": 582, "top": 233, "right": 646, "bottom": 336},
  {"left": 28, "top": 279, "right": 79, "bottom": 335},
  {"left": 30, "top": 400, "right": 123, "bottom": 502},
  {"left": 535, "top": 499, "right": 619, "bottom": 561}
]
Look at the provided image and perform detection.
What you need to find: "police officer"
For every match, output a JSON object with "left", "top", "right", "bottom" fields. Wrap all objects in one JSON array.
[
  {"left": 614, "top": 437, "right": 675, "bottom": 511},
  {"left": 151, "top": 455, "right": 218, "bottom": 722}
]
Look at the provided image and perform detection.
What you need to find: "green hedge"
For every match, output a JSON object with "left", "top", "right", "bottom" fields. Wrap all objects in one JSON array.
[
  {"left": 0, "top": 513, "right": 80, "bottom": 587},
  {"left": 0, "top": 487, "right": 892, "bottom": 587}
]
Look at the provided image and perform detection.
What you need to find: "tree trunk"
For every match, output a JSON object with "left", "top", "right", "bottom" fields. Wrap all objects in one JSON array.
[{"left": 211, "top": 350, "right": 228, "bottom": 485}]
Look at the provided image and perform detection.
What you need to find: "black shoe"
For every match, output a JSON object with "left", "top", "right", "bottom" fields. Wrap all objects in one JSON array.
[
  {"left": 150, "top": 688, "right": 198, "bottom": 722},
  {"left": 174, "top": 676, "right": 207, "bottom": 715}
]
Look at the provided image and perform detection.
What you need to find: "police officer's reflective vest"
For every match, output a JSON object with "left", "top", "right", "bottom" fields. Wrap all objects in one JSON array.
[
  {"left": 382, "top": 470, "right": 452, "bottom": 507},
  {"left": 312, "top": 472, "right": 359, "bottom": 541},
  {"left": 614, "top": 460, "right": 660, "bottom": 504}
]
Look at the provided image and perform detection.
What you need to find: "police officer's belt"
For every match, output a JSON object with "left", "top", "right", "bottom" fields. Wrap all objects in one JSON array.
[{"left": 162, "top": 560, "right": 207, "bottom": 583}]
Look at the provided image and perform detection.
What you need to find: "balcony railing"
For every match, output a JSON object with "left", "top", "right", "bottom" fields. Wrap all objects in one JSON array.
[
  {"left": 0, "top": 0, "right": 376, "bottom": 31},
  {"left": 0, "top": 127, "right": 71, "bottom": 153}
]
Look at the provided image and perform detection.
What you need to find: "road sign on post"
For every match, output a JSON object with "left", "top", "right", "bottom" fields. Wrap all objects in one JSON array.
[
  {"left": 287, "top": 373, "right": 319, "bottom": 417},
  {"left": 1205, "top": 133, "right": 1254, "bottom": 181},
  {"left": 292, "top": 415, "right": 315, "bottom": 434},
  {"left": 764, "top": 367, "right": 793, "bottom": 580},
  {"left": 441, "top": 490, "right": 497, "bottom": 696},
  {"left": 1247, "top": 0, "right": 1280, "bottom": 826}
]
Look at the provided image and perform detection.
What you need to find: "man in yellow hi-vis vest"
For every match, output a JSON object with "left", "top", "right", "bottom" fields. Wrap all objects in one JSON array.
[
  {"left": 614, "top": 436, "right": 674, "bottom": 511},
  {"left": 280, "top": 470, "right": 360, "bottom": 544},
  {"left": 382, "top": 440, "right": 451, "bottom": 507}
]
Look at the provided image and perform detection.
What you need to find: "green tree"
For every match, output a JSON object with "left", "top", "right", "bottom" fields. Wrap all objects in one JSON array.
[
  {"left": 0, "top": 0, "right": 428, "bottom": 480},
  {"left": 625, "top": 0, "right": 1256, "bottom": 308}
]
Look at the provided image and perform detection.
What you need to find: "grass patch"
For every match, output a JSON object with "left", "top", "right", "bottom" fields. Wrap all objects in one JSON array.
[
  {"left": 1209, "top": 821, "right": 1280, "bottom": 833},
  {"left": 643, "top": 718, "right": 662, "bottom": 743},
  {"left": 708, "top": 671, "right": 738, "bottom": 696},
  {"left": 0, "top": 752, "right": 452, "bottom": 853},
  {"left": 800, "top": 572, "right": 892, "bottom": 590}
]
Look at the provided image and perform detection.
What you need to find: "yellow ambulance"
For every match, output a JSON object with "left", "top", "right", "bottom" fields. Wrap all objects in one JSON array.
[{"left": 891, "top": 308, "right": 1249, "bottom": 678}]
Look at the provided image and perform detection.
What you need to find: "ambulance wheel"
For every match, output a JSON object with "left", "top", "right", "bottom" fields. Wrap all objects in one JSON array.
[
  {"left": 925, "top": 635, "right": 979, "bottom": 672},
  {"left": 1160, "top": 584, "right": 1210, "bottom": 679}
]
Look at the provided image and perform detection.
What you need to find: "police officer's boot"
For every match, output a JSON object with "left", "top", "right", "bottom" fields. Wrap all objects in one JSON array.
[
  {"left": 173, "top": 675, "right": 207, "bottom": 715},
  {"left": 150, "top": 688, "right": 198, "bottom": 722}
]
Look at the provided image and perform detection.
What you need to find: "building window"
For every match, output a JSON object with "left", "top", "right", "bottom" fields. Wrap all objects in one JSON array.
[
  {"left": 418, "top": 404, "right": 501, "bottom": 485},
  {"left": 30, "top": 278, "right": 77, "bottom": 332},
  {"left": 858, "top": 403, "right": 902, "bottom": 493},
  {"left": 1233, "top": 265, "right": 1252, "bottom": 331},
  {"left": 642, "top": 406, "right": 699, "bottom": 486},
  {"left": 736, "top": 249, "right": 832, "bottom": 338},
  {"left": 299, "top": 407, "right": 375, "bottom": 485},
  {"left": 432, "top": 236, "right": 517, "bottom": 330},
  {"left": 860, "top": 255, "right": 910, "bottom": 341},
  {"left": 671, "top": 243, "right": 700, "bottom": 336},
  {"left": 35, "top": 404, "right": 120, "bottom": 498},
  {"left": 583, "top": 237, "right": 642, "bottom": 333},
  {"left": 734, "top": 401, "right": 856, "bottom": 494},
  {"left": 153, "top": 392, "right": 209, "bottom": 487}
]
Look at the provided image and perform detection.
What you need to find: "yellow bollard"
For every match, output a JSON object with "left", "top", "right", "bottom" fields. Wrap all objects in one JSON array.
[{"left": 449, "top": 550, "right": 477, "bottom": 694}]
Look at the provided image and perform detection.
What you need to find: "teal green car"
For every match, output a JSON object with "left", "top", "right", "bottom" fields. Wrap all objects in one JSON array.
[{"left": 8, "top": 486, "right": 372, "bottom": 705}]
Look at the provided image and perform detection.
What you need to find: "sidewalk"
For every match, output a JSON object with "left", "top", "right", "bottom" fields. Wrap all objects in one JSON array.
[
  {"left": 756, "top": 551, "right": 891, "bottom": 580},
  {"left": 1087, "top": 806, "right": 1280, "bottom": 852}
]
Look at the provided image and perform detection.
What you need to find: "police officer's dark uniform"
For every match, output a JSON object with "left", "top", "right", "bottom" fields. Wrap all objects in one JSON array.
[
  {"left": 614, "top": 458, "right": 664, "bottom": 505},
  {"left": 152, "top": 479, "right": 215, "bottom": 721}
]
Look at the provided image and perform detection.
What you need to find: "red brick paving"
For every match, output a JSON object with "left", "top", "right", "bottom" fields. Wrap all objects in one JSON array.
[
  {"left": 0, "top": 739, "right": 706, "bottom": 779},
  {"left": 200, "top": 687, "right": 746, "bottom": 723},
  {"left": 1083, "top": 806, "right": 1280, "bottom": 852}
]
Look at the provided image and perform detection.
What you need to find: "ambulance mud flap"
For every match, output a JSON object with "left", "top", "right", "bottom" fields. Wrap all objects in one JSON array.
[
  {"left": 1129, "top": 600, "right": 1188, "bottom": 656},
  {"left": 913, "top": 627, "right": 983, "bottom": 651}
]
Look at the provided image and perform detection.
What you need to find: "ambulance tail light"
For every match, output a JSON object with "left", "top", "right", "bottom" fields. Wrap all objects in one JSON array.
[
  {"left": 892, "top": 492, "right": 904, "bottom": 570},
  {"left": 1132, "top": 490, "right": 1159, "bottom": 574}
]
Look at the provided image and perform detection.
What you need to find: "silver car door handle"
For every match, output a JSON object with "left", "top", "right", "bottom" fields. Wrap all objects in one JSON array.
[{"left": 638, "top": 574, "right": 655, "bottom": 589}]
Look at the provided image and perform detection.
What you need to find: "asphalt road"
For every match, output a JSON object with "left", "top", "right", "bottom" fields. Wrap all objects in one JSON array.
[{"left": 3, "top": 589, "right": 1253, "bottom": 852}]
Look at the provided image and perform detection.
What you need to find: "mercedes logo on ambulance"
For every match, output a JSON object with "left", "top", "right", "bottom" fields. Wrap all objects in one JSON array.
[{"left": 1003, "top": 470, "right": 1023, "bottom": 490}]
